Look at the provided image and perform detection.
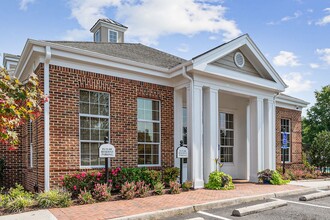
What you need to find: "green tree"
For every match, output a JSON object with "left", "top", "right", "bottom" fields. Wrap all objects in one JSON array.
[
  {"left": 303, "top": 85, "right": 330, "bottom": 149},
  {"left": 0, "top": 68, "right": 44, "bottom": 149},
  {"left": 309, "top": 131, "right": 330, "bottom": 172}
]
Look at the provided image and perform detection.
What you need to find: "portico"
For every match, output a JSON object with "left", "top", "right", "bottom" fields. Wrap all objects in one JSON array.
[{"left": 173, "top": 35, "right": 284, "bottom": 188}]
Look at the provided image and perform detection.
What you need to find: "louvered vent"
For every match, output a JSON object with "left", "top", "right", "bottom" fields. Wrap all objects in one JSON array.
[{"left": 234, "top": 52, "right": 245, "bottom": 68}]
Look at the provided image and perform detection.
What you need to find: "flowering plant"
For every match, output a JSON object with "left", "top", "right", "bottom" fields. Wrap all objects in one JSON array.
[{"left": 0, "top": 68, "right": 45, "bottom": 148}]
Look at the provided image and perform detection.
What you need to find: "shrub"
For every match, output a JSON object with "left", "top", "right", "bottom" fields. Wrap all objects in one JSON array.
[
  {"left": 257, "top": 169, "right": 274, "bottom": 184},
  {"left": 182, "top": 181, "right": 193, "bottom": 191},
  {"left": 8, "top": 184, "right": 33, "bottom": 199},
  {"left": 1, "top": 184, "right": 34, "bottom": 211},
  {"left": 135, "top": 181, "right": 150, "bottom": 198},
  {"left": 37, "top": 189, "right": 72, "bottom": 208},
  {"left": 78, "top": 189, "right": 95, "bottom": 205},
  {"left": 205, "top": 171, "right": 235, "bottom": 190},
  {"left": 0, "top": 194, "right": 9, "bottom": 208},
  {"left": 142, "top": 170, "right": 162, "bottom": 188},
  {"left": 270, "top": 171, "right": 290, "bottom": 185},
  {"left": 169, "top": 181, "right": 181, "bottom": 194},
  {"left": 153, "top": 182, "right": 165, "bottom": 195},
  {"left": 92, "top": 183, "right": 111, "bottom": 202},
  {"left": 110, "top": 167, "right": 145, "bottom": 190},
  {"left": 163, "top": 167, "right": 180, "bottom": 185},
  {"left": 62, "top": 170, "right": 103, "bottom": 196},
  {"left": 5, "top": 196, "right": 34, "bottom": 213},
  {"left": 120, "top": 182, "right": 136, "bottom": 200}
]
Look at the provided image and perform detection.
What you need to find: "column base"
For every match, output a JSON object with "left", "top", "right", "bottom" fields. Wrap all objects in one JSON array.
[
  {"left": 193, "top": 179, "right": 205, "bottom": 189},
  {"left": 249, "top": 175, "right": 259, "bottom": 183}
]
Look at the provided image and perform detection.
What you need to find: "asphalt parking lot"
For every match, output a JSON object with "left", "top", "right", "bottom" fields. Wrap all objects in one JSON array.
[{"left": 164, "top": 189, "right": 330, "bottom": 220}]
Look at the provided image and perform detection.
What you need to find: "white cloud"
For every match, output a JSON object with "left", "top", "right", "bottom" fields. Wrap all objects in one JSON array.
[
  {"left": 177, "top": 43, "right": 189, "bottom": 53},
  {"left": 309, "top": 63, "right": 319, "bottom": 69},
  {"left": 316, "top": 8, "right": 330, "bottom": 26},
  {"left": 281, "top": 11, "right": 302, "bottom": 22},
  {"left": 209, "top": 35, "right": 218, "bottom": 40},
  {"left": 267, "top": 11, "right": 302, "bottom": 25},
  {"left": 273, "top": 51, "right": 301, "bottom": 67},
  {"left": 282, "top": 72, "right": 313, "bottom": 94},
  {"left": 19, "top": 0, "right": 35, "bottom": 11},
  {"left": 62, "top": 29, "right": 92, "bottom": 41},
  {"left": 316, "top": 48, "right": 330, "bottom": 65},
  {"left": 65, "top": 0, "right": 241, "bottom": 45}
]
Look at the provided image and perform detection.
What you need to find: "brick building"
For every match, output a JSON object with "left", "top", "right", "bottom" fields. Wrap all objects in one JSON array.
[{"left": 1, "top": 19, "right": 308, "bottom": 191}]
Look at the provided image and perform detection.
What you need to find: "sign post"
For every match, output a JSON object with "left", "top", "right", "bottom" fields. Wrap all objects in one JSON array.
[
  {"left": 177, "top": 140, "right": 188, "bottom": 184},
  {"left": 99, "top": 137, "right": 116, "bottom": 185},
  {"left": 281, "top": 131, "right": 288, "bottom": 174}
]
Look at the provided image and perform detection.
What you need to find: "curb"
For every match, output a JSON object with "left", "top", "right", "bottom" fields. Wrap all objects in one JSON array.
[
  {"left": 111, "top": 186, "right": 326, "bottom": 220},
  {"left": 299, "top": 191, "right": 330, "bottom": 201},
  {"left": 232, "top": 200, "right": 287, "bottom": 217}
]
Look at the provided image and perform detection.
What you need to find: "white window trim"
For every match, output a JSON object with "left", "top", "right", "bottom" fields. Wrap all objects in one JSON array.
[
  {"left": 219, "top": 110, "right": 236, "bottom": 164},
  {"left": 95, "top": 29, "right": 100, "bottom": 42},
  {"left": 137, "top": 98, "right": 161, "bottom": 167},
  {"left": 281, "top": 118, "right": 291, "bottom": 163},
  {"left": 108, "top": 29, "right": 118, "bottom": 43},
  {"left": 79, "top": 89, "right": 110, "bottom": 169}
]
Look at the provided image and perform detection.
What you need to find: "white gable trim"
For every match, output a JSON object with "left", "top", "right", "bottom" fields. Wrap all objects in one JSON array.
[{"left": 192, "top": 35, "right": 287, "bottom": 91}]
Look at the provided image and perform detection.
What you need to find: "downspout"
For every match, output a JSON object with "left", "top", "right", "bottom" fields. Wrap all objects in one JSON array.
[{"left": 44, "top": 46, "right": 51, "bottom": 191}]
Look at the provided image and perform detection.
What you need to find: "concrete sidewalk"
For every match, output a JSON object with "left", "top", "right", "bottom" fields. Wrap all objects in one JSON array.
[{"left": 289, "top": 179, "right": 330, "bottom": 188}]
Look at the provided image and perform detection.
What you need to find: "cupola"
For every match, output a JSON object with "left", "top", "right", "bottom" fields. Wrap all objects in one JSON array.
[{"left": 90, "top": 18, "right": 127, "bottom": 43}]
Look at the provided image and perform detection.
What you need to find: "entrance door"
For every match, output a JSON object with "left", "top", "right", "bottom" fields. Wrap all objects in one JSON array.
[{"left": 219, "top": 112, "right": 236, "bottom": 176}]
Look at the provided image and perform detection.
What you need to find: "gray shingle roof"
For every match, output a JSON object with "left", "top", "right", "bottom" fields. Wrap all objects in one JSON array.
[{"left": 47, "top": 41, "right": 186, "bottom": 69}]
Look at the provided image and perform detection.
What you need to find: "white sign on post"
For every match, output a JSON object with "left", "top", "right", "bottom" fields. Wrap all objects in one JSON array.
[
  {"left": 177, "top": 146, "right": 188, "bottom": 158},
  {"left": 99, "top": 144, "right": 116, "bottom": 158}
]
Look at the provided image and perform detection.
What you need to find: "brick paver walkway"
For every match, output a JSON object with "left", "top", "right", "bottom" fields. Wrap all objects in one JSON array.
[{"left": 50, "top": 183, "right": 303, "bottom": 220}]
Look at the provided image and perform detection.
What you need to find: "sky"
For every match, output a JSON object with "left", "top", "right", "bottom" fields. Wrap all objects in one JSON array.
[{"left": 0, "top": 0, "right": 329, "bottom": 115}]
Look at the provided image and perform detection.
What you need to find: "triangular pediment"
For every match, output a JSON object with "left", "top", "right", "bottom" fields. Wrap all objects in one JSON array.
[
  {"left": 192, "top": 35, "right": 287, "bottom": 91},
  {"left": 210, "top": 48, "right": 275, "bottom": 81}
]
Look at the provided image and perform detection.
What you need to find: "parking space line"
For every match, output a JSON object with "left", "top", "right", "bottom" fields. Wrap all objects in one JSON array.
[
  {"left": 272, "top": 198, "right": 330, "bottom": 209},
  {"left": 197, "top": 211, "right": 232, "bottom": 220}
]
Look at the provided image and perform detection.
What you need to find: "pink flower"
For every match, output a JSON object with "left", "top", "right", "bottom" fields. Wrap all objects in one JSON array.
[
  {"left": 97, "top": 172, "right": 102, "bottom": 177},
  {"left": 81, "top": 172, "right": 86, "bottom": 178},
  {"left": 73, "top": 185, "right": 77, "bottom": 190},
  {"left": 60, "top": 176, "right": 64, "bottom": 181},
  {"left": 108, "top": 179, "right": 112, "bottom": 183},
  {"left": 97, "top": 178, "right": 100, "bottom": 181}
]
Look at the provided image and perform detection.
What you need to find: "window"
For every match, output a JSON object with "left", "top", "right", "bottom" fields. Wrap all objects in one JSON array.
[
  {"left": 182, "top": 107, "right": 187, "bottom": 146},
  {"left": 219, "top": 112, "right": 234, "bottom": 162},
  {"left": 281, "top": 119, "right": 291, "bottom": 162},
  {"left": 108, "top": 30, "right": 118, "bottom": 43},
  {"left": 95, "top": 29, "right": 100, "bottom": 42},
  {"left": 28, "top": 120, "right": 33, "bottom": 168},
  {"left": 137, "top": 98, "right": 160, "bottom": 166},
  {"left": 79, "top": 90, "right": 109, "bottom": 167}
]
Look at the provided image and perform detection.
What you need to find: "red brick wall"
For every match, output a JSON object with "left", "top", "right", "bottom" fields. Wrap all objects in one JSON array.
[
  {"left": 276, "top": 107, "right": 303, "bottom": 168},
  {"left": 45, "top": 64, "right": 174, "bottom": 188},
  {"left": 21, "top": 64, "right": 45, "bottom": 192},
  {"left": 0, "top": 129, "right": 23, "bottom": 188}
]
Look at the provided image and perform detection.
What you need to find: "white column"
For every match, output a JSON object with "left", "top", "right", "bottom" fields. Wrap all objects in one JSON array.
[
  {"left": 264, "top": 99, "right": 276, "bottom": 170},
  {"left": 174, "top": 89, "right": 183, "bottom": 168},
  {"left": 246, "top": 102, "right": 251, "bottom": 180},
  {"left": 187, "top": 84, "right": 204, "bottom": 188},
  {"left": 203, "top": 87, "right": 219, "bottom": 183},
  {"left": 249, "top": 97, "right": 264, "bottom": 182}
]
